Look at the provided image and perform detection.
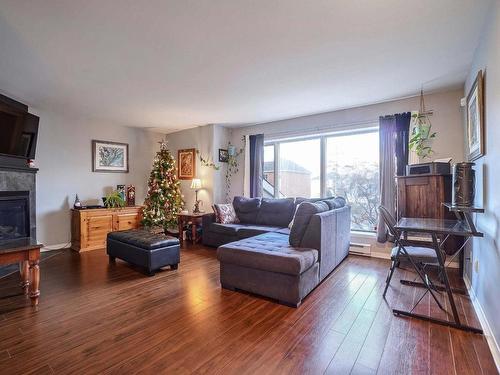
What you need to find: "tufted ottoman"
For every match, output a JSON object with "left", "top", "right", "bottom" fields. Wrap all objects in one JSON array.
[
  {"left": 216, "top": 232, "right": 319, "bottom": 307},
  {"left": 107, "top": 229, "right": 180, "bottom": 276}
]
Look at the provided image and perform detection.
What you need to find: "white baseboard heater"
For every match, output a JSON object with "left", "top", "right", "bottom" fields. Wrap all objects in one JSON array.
[{"left": 349, "top": 243, "right": 372, "bottom": 256}]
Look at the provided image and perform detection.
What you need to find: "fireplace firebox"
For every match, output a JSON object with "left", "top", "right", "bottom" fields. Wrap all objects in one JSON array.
[{"left": 0, "top": 191, "right": 30, "bottom": 243}]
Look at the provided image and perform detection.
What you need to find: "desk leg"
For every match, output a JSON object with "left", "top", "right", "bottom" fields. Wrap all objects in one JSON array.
[
  {"left": 432, "top": 234, "right": 461, "bottom": 324},
  {"left": 29, "top": 260, "right": 40, "bottom": 306},
  {"left": 19, "top": 261, "right": 30, "bottom": 295}
]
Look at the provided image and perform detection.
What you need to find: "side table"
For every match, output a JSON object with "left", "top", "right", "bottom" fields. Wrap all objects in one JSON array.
[
  {"left": 0, "top": 238, "right": 42, "bottom": 306},
  {"left": 178, "top": 212, "right": 205, "bottom": 247}
]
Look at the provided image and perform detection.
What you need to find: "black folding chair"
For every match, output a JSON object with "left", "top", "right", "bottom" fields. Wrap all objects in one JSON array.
[{"left": 379, "top": 206, "right": 444, "bottom": 310}]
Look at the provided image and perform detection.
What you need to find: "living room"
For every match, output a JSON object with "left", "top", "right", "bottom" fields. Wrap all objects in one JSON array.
[{"left": 0, "top": 1, "right": 499, "bottom": 374}]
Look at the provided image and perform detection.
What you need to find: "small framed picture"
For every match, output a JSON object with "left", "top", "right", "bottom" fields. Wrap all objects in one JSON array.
[
  {"left": 466, "top": 70, "right": 484, "bottom": 161},
  {"left": 178, "top": 148, "right": 196, "bottom": 180},
  {"left": 219, "top": 149, "right": 229, "bottom": 162},
  {"left": 92, "top": 140, "right": 129, "bottom": 173}
]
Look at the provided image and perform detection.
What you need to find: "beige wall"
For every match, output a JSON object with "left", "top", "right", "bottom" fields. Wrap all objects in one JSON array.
[
  {"left": 165, "top": 124, "right": 230, "bottom": 212},
  {"left": 228, "top": 89, "right": 465, "bottom": 199},
  {"left": 34, "top": 109, "right": 164, "bottom": 247},
  {"left": 464, "top": 0, "right": 500, "bottom": 351}
]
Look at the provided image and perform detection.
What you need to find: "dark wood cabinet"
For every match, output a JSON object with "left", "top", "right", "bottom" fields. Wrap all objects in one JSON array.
[
  {"left": 396, "top": 174, "right": 463, "bottom": 264},
  {"left": 396, "top": 174, "right": 453, "bottom": 220}
]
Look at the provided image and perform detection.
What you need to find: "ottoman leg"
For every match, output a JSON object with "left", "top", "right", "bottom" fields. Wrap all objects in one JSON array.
[
  {"left": 171, "top": 264, "right": 178, "bottom": 270},
  {"left": 146, "top": 269, "right": 156, "bottom": 277},
  {"left": 109, "top": 256, "right": 116, "bottom": 263}
]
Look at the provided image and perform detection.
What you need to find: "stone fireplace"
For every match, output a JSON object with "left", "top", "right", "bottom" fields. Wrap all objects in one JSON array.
[
  {"left": 0, "top": 166, "right": 37, "bottom": 276},
  {"left": 0, "top": 167, "right": 37, "bottom": 243},
  {"left": 0, "top": 191, "right": 30, "bottom": 242}
]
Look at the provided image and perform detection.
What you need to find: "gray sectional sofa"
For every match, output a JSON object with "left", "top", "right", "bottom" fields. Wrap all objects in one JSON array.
[{"left": 205, "top": 196, "right": 351, "bottom": 307}]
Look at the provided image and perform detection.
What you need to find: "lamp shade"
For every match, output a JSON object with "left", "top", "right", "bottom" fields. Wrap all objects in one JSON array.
[{"left": 190, "top": 178, "right": 202, "bottom": 190}]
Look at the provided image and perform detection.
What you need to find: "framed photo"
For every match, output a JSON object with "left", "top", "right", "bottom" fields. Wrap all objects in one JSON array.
[
  {"left": 92, "top": 140, "right": 129, "bottom": 173},
  {"left": 218, "top": 149, "right": 229, "bottom": 162},
  {"left": 466, "top": 70, "right": 484, "bottom": 161},
  {"left": 178, "top": 148, "right": 196, "bottom": 180}
]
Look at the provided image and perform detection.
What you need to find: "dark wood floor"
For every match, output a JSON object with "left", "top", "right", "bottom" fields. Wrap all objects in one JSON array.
[{"left": 0, "top": 245, "right": 497, "bottom": 375}]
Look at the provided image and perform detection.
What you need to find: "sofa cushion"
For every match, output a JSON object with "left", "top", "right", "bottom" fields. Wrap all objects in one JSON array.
[
  {"left": 255, "top": 198, "right": 295, "bottom": 227},
  {"left": 323, "top": 196, "right": 346, "bottom": 210},
  {"left": 289, "top": 201, "right": 329, "bottom": 247},
  {"left": 295, "top": 197, "right": 326, "bottom": 205},
  {"left": 233, "top": 196, "right": 261, "bottom": 223},
  {"left": 213, "top": 203, "right": 240, "bottom": 224},
  {"left": 209, "top": 223, "right": 246, "bottom": 236},
  {"left": 275, "top": 227, "right": 291, "bottom": 235},
  {"left": 236, "top": 225, "right": 282, "bottom": 239},
  {"left": 217, "top": 232, "right": 318, "bottom": 275}
]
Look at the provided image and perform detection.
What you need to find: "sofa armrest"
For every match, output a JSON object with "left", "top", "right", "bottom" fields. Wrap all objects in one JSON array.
[
  {"left": 300, "top": 205, "right": 351, "bottom": 280},
  {"left": 202, "top": 213, "right": 217, "bottom": 227}
]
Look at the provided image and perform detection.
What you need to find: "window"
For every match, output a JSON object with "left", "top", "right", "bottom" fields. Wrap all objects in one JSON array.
[
  {"left": 264, "top": 126, "right": 379, "bottom": 232},
  {"left": 326, "top": 130, "right": 379, "bottom": 232},
  {"left": 263, "top": 144, "right": 275, "bottom": 198},
  {"left": 279, "top": 139, "right": 321, "bottom": 198}
]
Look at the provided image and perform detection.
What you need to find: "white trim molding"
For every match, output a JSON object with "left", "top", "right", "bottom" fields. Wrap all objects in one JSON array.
[
  {"left": 464, "top": 276, "right": 500, "bottom": 373},
  {"left": 42, "top": 243, "right": 71, "bottom": 252}
]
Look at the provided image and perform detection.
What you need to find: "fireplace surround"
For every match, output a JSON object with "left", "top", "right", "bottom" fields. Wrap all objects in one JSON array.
[
  {"left": 0, "top": 191, "right": 30, "bottom": 242},
  {"left": 0, "top": 167, "right": 37, "bottom": 243}
]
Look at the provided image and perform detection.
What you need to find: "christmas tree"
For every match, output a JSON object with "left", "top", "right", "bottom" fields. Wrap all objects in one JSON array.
[{"left": 142, "top": 141, "right": 184, "bottom": 230}]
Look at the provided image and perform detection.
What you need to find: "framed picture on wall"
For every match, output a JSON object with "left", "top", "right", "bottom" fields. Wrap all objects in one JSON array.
[
  {"left": 466, "top": 70, "right": 485, "bottom": 161},
  {"left": 218, "top": 149, "right": 229, "bottom": 162},
  {"left": 92, "top": 140, "right": 129, "bottom": 173},
  {"left": 178, "top": 148, "right": 196, "bottom": 180}
]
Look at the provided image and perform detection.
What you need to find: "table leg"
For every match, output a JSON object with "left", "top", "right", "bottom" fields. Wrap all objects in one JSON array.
[
  {"left": 19, "top": 261, "right": 30, "bottom": 295},
  {"left": 432, "top": 234, "right": 461, "bottom": 324},
  {"left": 29, "top": 260, "right": 40, "bottom": 306},
  {"left": 192, "top": 222, "right": 197, "bottom": 244},
  {"left": 178, "top": 218, "right": 184, "bottom": 247}
]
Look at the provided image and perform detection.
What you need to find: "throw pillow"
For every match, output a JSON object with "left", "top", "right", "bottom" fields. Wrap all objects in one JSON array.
[
  {"left": 289, "top": 201, "right": 329, "bottom": 247},
  {"left": 232, "top": 196, "right": 261, "bottom": 223},
  {"left": 213, "top": 204, "right": 240, "bottom": 224}
]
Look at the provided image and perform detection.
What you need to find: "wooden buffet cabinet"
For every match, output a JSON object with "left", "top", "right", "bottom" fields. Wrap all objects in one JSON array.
[{"left": 71, "top": 206, "right": 143, "bottom": 252}]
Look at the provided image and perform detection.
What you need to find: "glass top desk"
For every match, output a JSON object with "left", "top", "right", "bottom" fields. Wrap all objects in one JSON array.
[{"left": 394, "top": 213, "right": 483, "bottom": 334}]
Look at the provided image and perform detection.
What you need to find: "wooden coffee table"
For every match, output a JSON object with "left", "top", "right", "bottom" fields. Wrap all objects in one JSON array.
[
  {"left": 177, "top": 212, "right": 205, "bottom": 247},
  {"left": 0, "top": 238, "right": 42, "bottom": 306}
]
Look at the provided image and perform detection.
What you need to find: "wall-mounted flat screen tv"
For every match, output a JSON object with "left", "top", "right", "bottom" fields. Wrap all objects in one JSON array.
[{"left": 0, "top": 104, "right": 39, "bottom": 159}]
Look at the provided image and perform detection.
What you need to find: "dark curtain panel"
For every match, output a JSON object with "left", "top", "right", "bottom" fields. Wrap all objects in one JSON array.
[
  {"left": 377, "top": 115, "right": 397, "bottom": 243},
  {"left": 249, "top": 134, "right": 264, "bottom": 198},
  {"left": 394, "top": 112, "right": 411, "bottom": 176}
]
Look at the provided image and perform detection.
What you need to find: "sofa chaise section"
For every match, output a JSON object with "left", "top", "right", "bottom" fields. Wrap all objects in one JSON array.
[{"left": 217, "top": 232, "right": 319, "bottom": 307}]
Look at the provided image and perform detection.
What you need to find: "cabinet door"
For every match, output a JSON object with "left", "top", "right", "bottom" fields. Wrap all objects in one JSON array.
[
  {"left": 115, "top": 212, "right": 140, "bottom": 231},
  {"left": 86, "top": 215, "right": 114, "bottom": 249}
]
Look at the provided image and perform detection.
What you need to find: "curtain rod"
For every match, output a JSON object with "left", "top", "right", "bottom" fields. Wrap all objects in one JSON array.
[{"left": 260, "top": 110, "right": 433, "bottom": 141}]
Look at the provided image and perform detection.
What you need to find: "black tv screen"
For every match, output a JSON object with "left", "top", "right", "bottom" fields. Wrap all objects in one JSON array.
[{"left": 0, "top": 107, "right": 39, "bottom": 159}]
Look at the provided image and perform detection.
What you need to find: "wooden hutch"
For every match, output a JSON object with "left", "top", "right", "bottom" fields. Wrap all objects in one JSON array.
[{"left": 71, "top": 206, "right": 143, "bottom": 252}]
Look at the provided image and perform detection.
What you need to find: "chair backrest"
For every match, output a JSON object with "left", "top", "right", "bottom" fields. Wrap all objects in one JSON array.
[{"left": 378, "top": 205, "right": 400, "bottom": 239}]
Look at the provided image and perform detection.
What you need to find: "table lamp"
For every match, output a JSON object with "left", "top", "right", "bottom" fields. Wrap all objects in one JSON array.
[{"left": 190, "top": 178, "right": 202, "bottom": 213}]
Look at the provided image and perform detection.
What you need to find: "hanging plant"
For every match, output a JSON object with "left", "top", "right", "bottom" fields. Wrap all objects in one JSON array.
[
  {"left": 409, "top": 90, "right": 437, "bottom": 159},
  {"left": 196, "top": 150, "right": 220, "bottom": 170},
  {"left": 225, "top": 141, "right": 244, "bottom": 203}
]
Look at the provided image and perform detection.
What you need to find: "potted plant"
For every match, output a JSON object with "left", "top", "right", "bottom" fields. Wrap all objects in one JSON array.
[{"left": 103, "top": 190, "right": 126, "bottom": 208}]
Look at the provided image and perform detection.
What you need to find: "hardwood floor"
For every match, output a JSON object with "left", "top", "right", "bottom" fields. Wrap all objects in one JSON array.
[{"left": 0, "top": 245, "right": 496, "bottom": 374}]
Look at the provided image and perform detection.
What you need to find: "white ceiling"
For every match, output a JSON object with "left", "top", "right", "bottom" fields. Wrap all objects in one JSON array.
[{"left": 0, "top": 0, "right": 491, "bottom": 133}]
